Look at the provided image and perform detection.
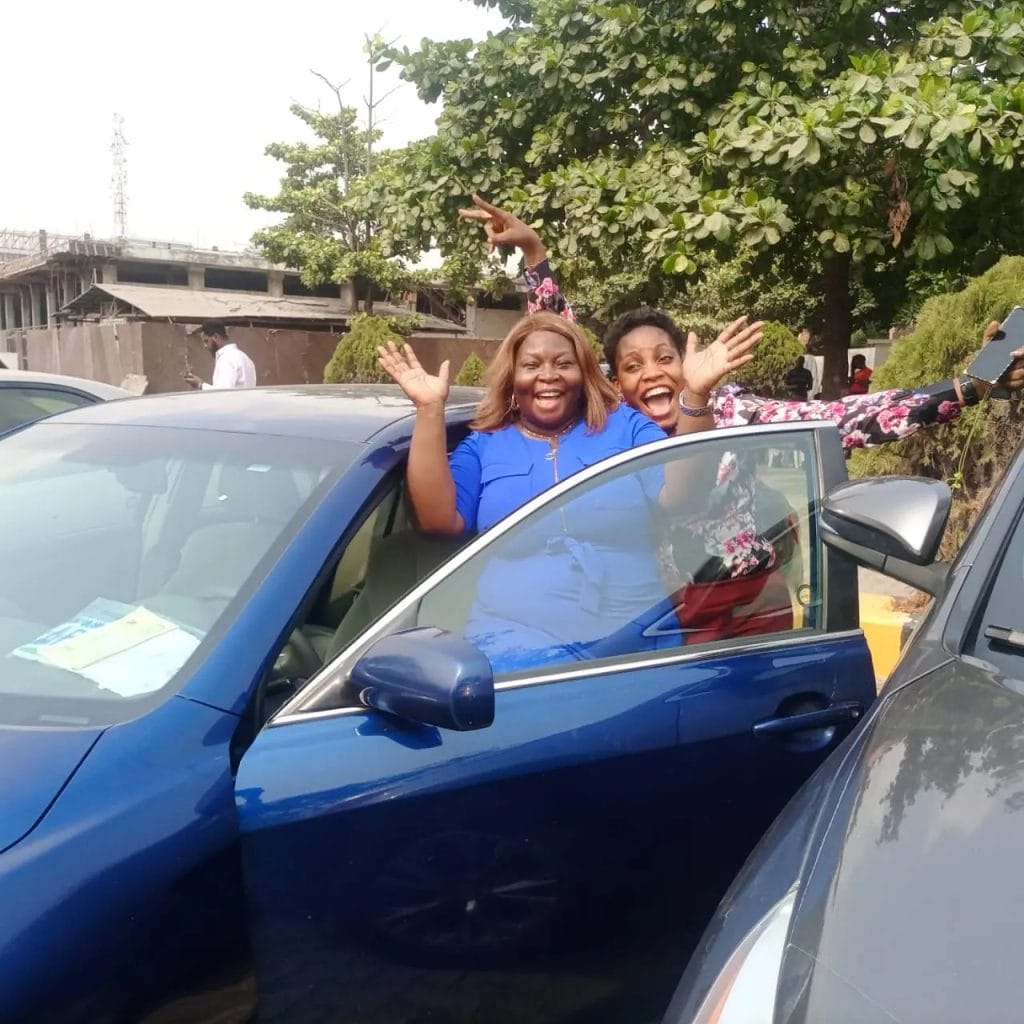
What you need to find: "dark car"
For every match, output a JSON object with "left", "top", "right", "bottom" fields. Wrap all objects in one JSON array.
[
  {"left": 666, "top": 462, "right": 1024, "bottom": 1024},
  {"left": 0, "top": 369, "right": 130, "bottom": 436},
  {"left": 0, "top": 385, "right": 876, "bottom": 1023}
]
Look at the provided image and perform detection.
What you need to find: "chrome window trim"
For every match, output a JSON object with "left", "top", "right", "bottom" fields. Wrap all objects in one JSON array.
[
  {"left": 271, "top": 626, "right": 867, "bottom": 728},
  {"left": 275, "top": 420, "right": 840, "bottom": 722}
]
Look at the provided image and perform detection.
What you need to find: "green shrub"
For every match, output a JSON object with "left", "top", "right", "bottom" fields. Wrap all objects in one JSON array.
[
  {"left": 850, "top": 328, "right": 868, "bottom": 348},
  {"left": 851, "top": 255, "right": 1024, "bottom": 556},
  {"left": 324, "top": 313, "right": 404, "bottom": 384},
  {"left": 730, "top": 321, "right": 805, "bottom": 398},
  {"left": 454, "top": 352, "right": 488, "bottom": 387}
]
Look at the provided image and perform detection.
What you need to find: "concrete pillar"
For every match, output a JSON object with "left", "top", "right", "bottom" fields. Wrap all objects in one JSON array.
[
  {"left": 80, "top": 270, "right": 93, "bottom": 294},
  {"left": 188, "top": 264, "right": 204, "bottom": 290},
  {"left": 27, "top": 285, "right": 40, "bottom": 327},
  {"left": 268, "top": 269, "right": 284, "bottom": 297},
  {"left": 0, "top": 294, "right": 10, "bottom": 331},
  {"left": 340, "top": 279, "right": 356, "bottom": 309},
  {"left": 45, "top": 284, "right": 55, "bottom": 326},
  {"left": 100, "top": 263, "right": 118, "bottom": 284},
  {"left": 465, "top": 299, "right": 477, "bottom": 334}
]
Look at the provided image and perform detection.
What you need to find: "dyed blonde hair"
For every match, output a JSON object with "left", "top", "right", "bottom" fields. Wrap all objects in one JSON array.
[{"left": 472, "top": 311, "right": 619, "bottom": 432}]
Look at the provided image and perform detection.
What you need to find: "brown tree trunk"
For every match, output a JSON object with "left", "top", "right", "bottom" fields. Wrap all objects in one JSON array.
[{"left": 821, "top": 252, "right": 852, "bottom": 399}]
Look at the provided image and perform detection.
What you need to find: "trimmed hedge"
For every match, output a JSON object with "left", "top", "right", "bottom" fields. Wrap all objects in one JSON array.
[
  {"left": 324, "top": 314, "right": 403, "bottom": 384},
  {"left": 850, "top": 256, "right": 1024, "bottom": 556},
  {"left": 731, "top": 321, "right": 805, "bottom": 398}
]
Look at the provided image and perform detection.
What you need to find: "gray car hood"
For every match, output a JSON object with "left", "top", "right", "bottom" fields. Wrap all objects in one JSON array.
[{"left": 781, "top": 660, "right": 1024, "bottom": 1023}]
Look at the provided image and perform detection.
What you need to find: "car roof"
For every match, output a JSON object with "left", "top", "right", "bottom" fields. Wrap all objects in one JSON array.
[
  {"left": 0, "top": 369, "right": 131, "bottom": 401},
  {"left": 40, "top": 383, "right": 484, "bottom": 443}
]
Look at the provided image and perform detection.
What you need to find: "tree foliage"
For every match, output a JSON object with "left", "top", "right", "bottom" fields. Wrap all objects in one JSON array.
[
  {"left": 851, "top": 255, "right": 1024, "bottom": 554},
  {"left": 354, "top": 0, "right": 1024, "bottom": 393},
  {"left": 730, "top": 322, "right": 805, "bottom": 398},
  {"left": 454, "top": 351, "right": 489, "bottom": 385},
  {"left": 324, "top": 313, "right": 415, "bottom": 384}
]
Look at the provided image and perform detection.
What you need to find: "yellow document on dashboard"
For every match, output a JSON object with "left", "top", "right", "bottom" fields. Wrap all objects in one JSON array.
[{"left": 40, "top": 607, "right": 177, "bottom": 672}]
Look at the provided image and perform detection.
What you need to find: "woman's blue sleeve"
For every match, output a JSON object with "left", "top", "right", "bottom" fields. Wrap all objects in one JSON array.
[{"left": 449, "top": 433, "right": 483, "bottom": 533}]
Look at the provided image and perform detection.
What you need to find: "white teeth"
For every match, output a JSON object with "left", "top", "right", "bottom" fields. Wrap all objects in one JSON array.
[{"left": 643, "top": 387, "right": 673, "bottom": 400}]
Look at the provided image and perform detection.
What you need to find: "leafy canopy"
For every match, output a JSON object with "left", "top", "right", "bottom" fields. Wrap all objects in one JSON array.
[{"left": 355, "top": 0, "right": 1024, "bottom": 391}]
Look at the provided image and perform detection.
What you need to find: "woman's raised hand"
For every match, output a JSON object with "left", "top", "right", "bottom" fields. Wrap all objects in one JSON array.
[
  {"left": 683, "top": 316, "right": 765, "bottom": 398},
  {"left": 378, "top": 341, "right": 450, "bottom": 408},
  {"left": 458, "top": 195, "right": 547, "bottom": 266}
]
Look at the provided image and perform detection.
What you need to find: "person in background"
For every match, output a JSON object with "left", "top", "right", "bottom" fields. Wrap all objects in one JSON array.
[
  {"left": 847, "top": 353, "right": 873, "bottom": 395},
  {"left": 784, "top": 356, "right": 814, "bottom": 401},
  {"left": 184, "top": 320, "right": 257, "bottom": 390}
]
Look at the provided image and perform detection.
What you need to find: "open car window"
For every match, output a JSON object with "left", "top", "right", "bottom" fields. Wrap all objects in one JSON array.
[{"left": 293, "top": 426, "right": 827, "bottom": 715}]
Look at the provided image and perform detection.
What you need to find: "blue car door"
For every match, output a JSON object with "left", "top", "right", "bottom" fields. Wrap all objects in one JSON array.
[{"left": 235, "top": 423, "right": 874, "bottom": 1023}]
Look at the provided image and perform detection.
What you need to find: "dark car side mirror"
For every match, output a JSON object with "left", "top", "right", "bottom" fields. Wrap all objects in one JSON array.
[
  {"left": 821, "top": 476, "right": 952, "bottom": 596},
  {"left": 351, "top": 627, "right": 495, "bottom": 732}
]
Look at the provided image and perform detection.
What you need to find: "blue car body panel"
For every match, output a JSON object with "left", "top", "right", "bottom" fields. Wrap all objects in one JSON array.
[
  {"left": 0, "top": 391, "right": 876, "bottom": 1022},
  {"left": 0, "top": 695, "right": 243, "bottom": 1020},
  {"left": 236, "top": 635, "right": 874, "bottom": 1022}
]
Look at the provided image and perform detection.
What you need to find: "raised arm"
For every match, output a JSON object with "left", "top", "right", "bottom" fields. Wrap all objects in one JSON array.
[
  {"left": 711, "top": 323, "right": 1024, "bottom": 446},
  {"left": 377, "top": 341, "right": 465, "bottom": 535},
  {"left": 459, "top": 196, "right": 577, "bottom": 322}
]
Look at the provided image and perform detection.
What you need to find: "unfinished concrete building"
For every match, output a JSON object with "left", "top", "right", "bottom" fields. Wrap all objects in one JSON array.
[{"left": 0, "top": 229, "right": 522, "bottom": 389}]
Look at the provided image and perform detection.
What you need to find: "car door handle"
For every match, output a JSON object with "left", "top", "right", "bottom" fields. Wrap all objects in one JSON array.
[{"left": 753, "top": 701, "right": 863, "bottom": 737}]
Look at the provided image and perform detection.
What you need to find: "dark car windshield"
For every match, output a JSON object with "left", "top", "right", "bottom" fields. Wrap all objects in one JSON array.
[{"left": 0, "top": 423, "right": 359, "bottom": 726}]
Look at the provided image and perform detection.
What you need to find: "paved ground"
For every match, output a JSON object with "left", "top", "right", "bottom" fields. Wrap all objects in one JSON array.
[{"left": 859, "top": 567, "right": 921, "bottom": 600}]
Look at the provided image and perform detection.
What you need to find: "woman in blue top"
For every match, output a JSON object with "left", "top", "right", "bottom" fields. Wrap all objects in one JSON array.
[{"left": 378, "top": 310, "right": 758, "bottom": 672}]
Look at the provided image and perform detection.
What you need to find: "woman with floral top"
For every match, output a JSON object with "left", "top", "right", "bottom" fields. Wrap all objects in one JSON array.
[{"left": 460, "top": 196, "right": 1024, "bottom": 643}]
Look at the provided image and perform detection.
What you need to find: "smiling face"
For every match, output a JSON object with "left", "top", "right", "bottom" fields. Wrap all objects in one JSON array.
[
  {"left": 613, "top": 325, "right": 684, "bottom": 432},
  {"left": 513, "top": 330, "right": 584, "bottom": 434}
]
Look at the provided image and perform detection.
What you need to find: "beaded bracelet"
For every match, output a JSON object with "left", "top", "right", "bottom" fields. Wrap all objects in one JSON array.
[{"left": 679, "top": 400, "right": 713, "bottom": 417}]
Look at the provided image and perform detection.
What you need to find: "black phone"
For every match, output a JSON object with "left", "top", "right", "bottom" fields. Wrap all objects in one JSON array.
[{"left": 965, "top": 306, "right": 1024, "bottom": 385}]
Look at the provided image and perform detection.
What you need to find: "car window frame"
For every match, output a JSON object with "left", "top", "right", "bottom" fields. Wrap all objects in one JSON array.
[
  {"left": 274, "top": 420, "right": 858, "bottom": 725},
  {"left": 941, "top": 447, "right": 1024, "bottom": 663},
  {"left": 0, "top": 380, "right": 101, "bottom": 434}
]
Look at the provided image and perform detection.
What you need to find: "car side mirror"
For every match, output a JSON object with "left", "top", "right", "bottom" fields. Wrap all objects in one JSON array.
[
  {"left": 821, "top": 476, "right": 952, "bottom": 596},
  {"left": 351, "top": 627, "right": 495, "bottom": 731}
]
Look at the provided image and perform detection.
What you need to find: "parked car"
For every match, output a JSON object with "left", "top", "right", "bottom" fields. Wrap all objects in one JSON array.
[
  {"left": 0, "top": 385, "right": 875, "bottom": 1023},
  {"left": 666, "top": 463, "right": 1024, "bottom": 1024},
  {"left": 0, "top": 369, "right": 129, "bottom": 436}
]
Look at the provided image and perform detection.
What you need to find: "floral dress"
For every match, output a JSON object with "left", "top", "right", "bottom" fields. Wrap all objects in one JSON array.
[{"left": 525, "top": 258, "right": 967, "bottom": 588}]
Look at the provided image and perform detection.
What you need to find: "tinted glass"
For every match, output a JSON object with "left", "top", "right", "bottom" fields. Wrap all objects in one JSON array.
[
  {"left": 0, "top": 385, "right": 93, "bottom": 434},
  {"left": 965, "top": 503, "right": 1024, "bottom": 682},
  {"left": 397, "top": 433, "right": 821, "bottom": 678},
  {"left": 0, "top": 423, "right": 358, "bottom": 725}
]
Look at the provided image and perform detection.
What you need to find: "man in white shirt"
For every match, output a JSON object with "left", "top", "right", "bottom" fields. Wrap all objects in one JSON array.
[{"left": 184, "top": 320, "right": 257, "bottom": 390}]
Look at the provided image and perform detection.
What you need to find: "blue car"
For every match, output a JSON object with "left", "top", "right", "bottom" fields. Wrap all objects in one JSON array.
[{"left": 0, "top": 385, "right": 875, "bottom": 1022}]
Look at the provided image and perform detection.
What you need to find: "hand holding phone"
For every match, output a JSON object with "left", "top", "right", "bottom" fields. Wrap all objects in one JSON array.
[{"left": 965, "top": 307, "right": 1024, "bottom": 385}]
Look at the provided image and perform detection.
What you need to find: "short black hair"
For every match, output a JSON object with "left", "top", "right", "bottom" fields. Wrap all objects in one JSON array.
[
  {"left": 603, "top": 307, "right": 687, "bottom": 372},
  {"left": 199, "top": 319, "right": 228, "bottom": 339}
]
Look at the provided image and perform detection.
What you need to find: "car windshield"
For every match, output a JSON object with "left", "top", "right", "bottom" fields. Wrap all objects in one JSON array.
[{"left": 0, "top": 422, "right": 359, "bottom": 726}]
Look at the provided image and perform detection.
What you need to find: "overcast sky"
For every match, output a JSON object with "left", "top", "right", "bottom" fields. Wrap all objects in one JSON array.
[{"left": 0, "top": 0, "right": 504, "bottom": 250}]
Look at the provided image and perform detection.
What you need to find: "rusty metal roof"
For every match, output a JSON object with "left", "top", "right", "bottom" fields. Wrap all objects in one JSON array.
[{"left": 59, "top": 283, "right": 466, "bottom": 333}]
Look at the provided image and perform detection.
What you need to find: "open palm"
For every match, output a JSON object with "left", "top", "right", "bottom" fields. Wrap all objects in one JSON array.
[
  {"left": 378, "top": 341, "right": 450, "bottom": 407},
  {"left": 683, "top": 316, "right": 764, "bottom": 397}
]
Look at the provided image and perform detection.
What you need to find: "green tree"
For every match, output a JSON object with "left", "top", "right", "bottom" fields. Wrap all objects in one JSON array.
[
  {"left": 730, "top": 322, "right": 805, "bottom": 398},
  {"left": 324, "top": 313, "right": 416, "bottom": 384},
  {"left": 357, "top": 0, "right": 1024, "bottom": 394},
  {"left": 851, "top": 255, "right": 1024, "bottom": 554},
  {"left": 454, "top": 351, "right": 489, "bottom": 385}
]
